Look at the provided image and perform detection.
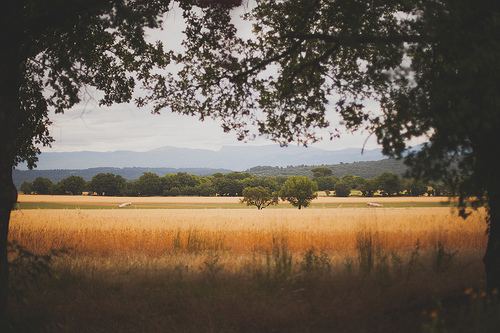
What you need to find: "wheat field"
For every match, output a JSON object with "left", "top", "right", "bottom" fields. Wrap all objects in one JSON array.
[
  {"left": 7, "top": 196, "right": 496, "bottom": 333},
  {"left": 9, "top": 205, "right": 487, "bottom": 257}
]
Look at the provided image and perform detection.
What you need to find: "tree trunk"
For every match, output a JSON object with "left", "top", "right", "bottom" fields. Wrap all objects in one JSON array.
[
  {"left": 477, "top": 129, "right": 500, "bottom": 293},
  {"left": 484, "top": 179, "right": 500, "bottom": 293},
  {"left": 0, "top": 30, "right": 22, "bottom": 317},
  {"left": 0, "top": 101, "right": 19, "bottom": 317}
]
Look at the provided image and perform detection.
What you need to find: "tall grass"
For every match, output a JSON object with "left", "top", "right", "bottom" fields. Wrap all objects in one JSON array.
[
  {"left": 6, "top": 207, "right": 493, "bottom": 332},
  {"left": 9, "top": 208, "right": 487, "bottom": 256}
]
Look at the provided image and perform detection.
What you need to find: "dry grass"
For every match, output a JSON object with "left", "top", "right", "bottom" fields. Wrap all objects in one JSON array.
[
  {"left": 10, "top": 207, "right": 487, "bottom": 256},
  {"left": 6, "top": 201, "right": 496, "bottom": 333}
]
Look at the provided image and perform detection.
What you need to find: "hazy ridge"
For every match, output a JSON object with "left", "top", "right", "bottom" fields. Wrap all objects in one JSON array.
[
  {"left": 13, "top": 144, "right": 407, "bottom": 188},
  {"left": 17, "top": 144, "right": 384, "bottom": 171}
]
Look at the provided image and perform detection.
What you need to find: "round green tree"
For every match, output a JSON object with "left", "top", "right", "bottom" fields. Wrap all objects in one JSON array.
[
  {"left": 56, "top": 175, "right": 86, "bottom": 195},
  {"left": 240, "top": 186, "right": 279, "bottom": 210},
  {"left": 279, "top": 176, "right": 318, "bottom": 210},
  {"left": 334, "top": 181, "right": 351, "bottom": 197}
]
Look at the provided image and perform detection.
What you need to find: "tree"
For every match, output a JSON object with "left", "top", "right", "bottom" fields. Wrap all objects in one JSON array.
[
  {"left": 88, "top": 173, "right": 126, "bottom": 197},
  {"left": 279, "top": 176, "right": 318, "bottom": 209},
  {"left": 31, "top": 177, "right": 54, "bottom": 195},
  {"left": 1, "top": 0, "right": 253, "bottom": 318},
  {"left": 375, "top": 172, "right": 403, "bottom": 197},
  {"left": 56, "top": 175, "right": 86, "bottom": 195},
  {"left": 155, "top": 1, "right": 500, "bottom": 291},
  {"left": 406, "top": 179, "right": 428, "bottom": 197},
  {"left": 135, "top": 172, "right": 162, "bottom": 197},
  {"left": 311, "top": 167, "right": 333, "bottom": 178},
  {"left": 360, "top": 179, "right": 378, "bottom": 198},
  {"left": 334, "top": 181, "right": 351, "bottom": 197},
  {"left": 240, "top": 186, "right": 279, "bottom": 210},
  {"left": 0, "top": 0, "right": 190, "bottom": 315},
  {"left": 19, "top": 181, "right": 33, "bottom": 195},
  {"left": 315, "top": 176, "right": 338, "bottom": 192}
]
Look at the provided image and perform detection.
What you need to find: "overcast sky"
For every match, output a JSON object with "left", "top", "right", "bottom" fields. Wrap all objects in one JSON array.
[{"left": 42, "top": 3, "right": 382, "bottom": 154}]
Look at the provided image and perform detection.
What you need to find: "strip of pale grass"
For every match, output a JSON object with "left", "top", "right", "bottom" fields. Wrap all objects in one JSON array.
[
  {"left": 17, "top": 201, "right": 456, "bottom": 210},
  {"left": 19, "top": 194, "right": 451, "bottom": 203}
]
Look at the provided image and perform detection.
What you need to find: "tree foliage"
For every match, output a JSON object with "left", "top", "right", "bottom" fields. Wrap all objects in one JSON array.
[
  {"left": 240, "top": 186, "right": 279, "bottom": 210},
  {"left": 55, "top": 175, "right": 86, "bottom": 195},
  {"left": 334, "top": 181, "right": 351, "bottom": 197},
  {"left": 88, "top": 173, "right": 126, "bottom": 196},
  {"left": 375, "top": 172, "right": 403, "bottom": 197},
  {"left": 311, "top": 167, "right": 333, "bottom": 178},
  {"left": 31, "top": 177, "right": 53, "bottom": 195},
  {"left": 279, "top": 176, "right": 318, "bottom": 209},
  {"left": 134, "top": 172, "right": 163, "bottom": 197}
]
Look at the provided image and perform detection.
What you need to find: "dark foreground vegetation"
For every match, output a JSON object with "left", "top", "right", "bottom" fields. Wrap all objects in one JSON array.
[{"left": 4, "top": 235, "right": 499, "bottom": 332}]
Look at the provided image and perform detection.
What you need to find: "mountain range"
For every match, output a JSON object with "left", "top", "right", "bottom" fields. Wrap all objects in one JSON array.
[{"left": 18, "top": 145, "right": 385, "bottom": 171}]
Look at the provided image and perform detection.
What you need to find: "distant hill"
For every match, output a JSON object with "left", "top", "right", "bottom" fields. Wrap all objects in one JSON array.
[
  {"left": 12, "top": 167, "right": 231, "bottom": 189},
  {"left": 16, "top": 144, "right": 385, "bottom": 171},
  {"left": 13, "top": 158, "right": 408, "bottom": 189},
  {"left": 247, "top": 158, "right": 408, "bottom": 179}
]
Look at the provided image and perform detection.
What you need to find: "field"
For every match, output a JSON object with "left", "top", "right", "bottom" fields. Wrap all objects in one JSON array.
[{"left": 6, "top": 195, "right": 499, "bottom": 332}]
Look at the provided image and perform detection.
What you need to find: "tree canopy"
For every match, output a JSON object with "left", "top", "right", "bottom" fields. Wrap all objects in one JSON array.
[
  {"left": 0, "top": 0, "right": 181, "bottom": 315},
  {"left": 240, "top": 186, "right": 279, "bottom": 210},
  {"left": 279, "top": 176, "right": 318, "bottom": 209}
]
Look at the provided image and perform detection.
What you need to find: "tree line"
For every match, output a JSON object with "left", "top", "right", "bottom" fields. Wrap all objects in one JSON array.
[{"left": 19, "top": 167, "right": 457, "bottom": 198}]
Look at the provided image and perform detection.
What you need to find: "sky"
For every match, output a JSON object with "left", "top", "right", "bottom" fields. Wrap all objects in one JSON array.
[{"left": 42, "top": 3, "right": 382, "bottom": 154}]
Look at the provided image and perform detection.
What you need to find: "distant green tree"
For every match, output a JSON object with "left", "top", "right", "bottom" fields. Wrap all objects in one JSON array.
[
  {"left": 406, "top": 179, "right": 428, "bottom": 197},
  {"left": 89, "top": 173, "right": 126, "bottom": 196},
  {"left": 428, "top": 182, "right": 457, "bottom": 197},
  {"left": 19, "top": 181, "right": 33, "bottom": 195},
  {"left": 360, "top": 179, "right": 378, "bottom": 197},
  {"left": 212, "top": 174, "right": 246, "bottom": 196},
  {"left": 340, "top": 175, "right": 365, "bottom": 190},
  {"left": 351, "top": 176, "right": 366, "bottom": 190},
  {"left": 341, "top": 175, "right": 355, "bottom": 188},
  {"left": 315, "top": 176, "right": 339, "bottom": 191},
  {"left": 194, "top": 179, "right": 216, "bottom": 197},
  {"left": 240, "top": 187, "right": 279, "bottom": 210},
  {"left": 31, "top": 177, "right": 54, "bottom": 195},
  {"left": 56, "top": 175, "right": 86, "bottom": 195},
  {"left": 135, "top": 172, "right": 162, "bottom": 197},
  {"left": 334, "top": 181, "right": 351, "bottom": 197},
  {"left": 375, "top": 172, "right": 403, "bottom": 197},
  {"left": 280, "top": 176, "right": 318, "bottom": 209},
  {"left": 311, "top": 167, "right": 333, "bottom": 178},
  {"left": 165, "top": 187, "right": 181, "bottom": 197}
]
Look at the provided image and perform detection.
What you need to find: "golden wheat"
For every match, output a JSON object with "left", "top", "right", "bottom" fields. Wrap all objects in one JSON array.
[{"left": 9, "top": 206, "right": 488, "bottom": 257}]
